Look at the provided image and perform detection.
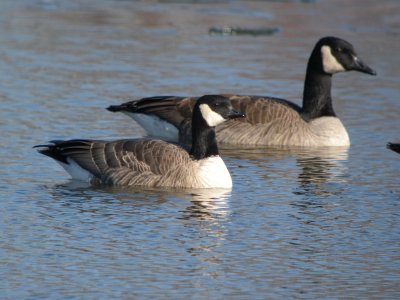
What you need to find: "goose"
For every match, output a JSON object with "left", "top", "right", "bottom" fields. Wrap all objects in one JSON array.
[
  {"left": 34, "top": 95, "right": 245, "bottom": 188},
  {"left": 107, "top": 36, "right": 376, "bottom": 147},
  {"left": 387, "top": 142, "right": 400, "bottom": 154}
]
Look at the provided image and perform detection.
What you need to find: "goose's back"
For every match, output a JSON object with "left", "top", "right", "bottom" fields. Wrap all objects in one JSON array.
[
  {"left": 216, "top": 95, "right": 307, "bottom": 145},
  {"left": 99, "top": 139, "right": 200, "bottom": 187},
  {"left": 171, "top": 95, "right": 307, "bottom": 145},
  {"left": 49, "top": 139, "right": 203, "bottom": 187}
]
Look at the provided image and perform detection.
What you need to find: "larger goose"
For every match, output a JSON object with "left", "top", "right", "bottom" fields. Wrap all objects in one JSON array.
[
  {"left": 35, "top": 95, "right": 245, "bottom": 188},
  {"left": 108, "top": 36, "right": 376, "bottom": 147}
]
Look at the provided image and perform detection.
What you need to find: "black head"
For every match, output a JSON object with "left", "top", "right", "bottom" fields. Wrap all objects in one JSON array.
[
  {"left": 312, "top": 36, "right": 376, "bottom": 76},
  {"left": 194, "top": 95, "right": 245, "bottom": 127},
  {"left": 190, "top": 95, "right": 245, "bottom": 160}
]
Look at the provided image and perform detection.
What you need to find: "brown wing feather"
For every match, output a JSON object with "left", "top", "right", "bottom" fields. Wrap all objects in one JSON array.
[
  {"left": 43, "top": 139, "right": 197, "bottom": 187},
  {"left": 227, "top": 95, "right": 301, "bottom": 124},
  {"left": 108, "top": 96, "right": 197, "bottom": 128},
  {"left": 216, "top": 95, "right": 306, "bottom": 145},
  {"left": 99, "top": 139, "right": 195, "bottom": 186}
]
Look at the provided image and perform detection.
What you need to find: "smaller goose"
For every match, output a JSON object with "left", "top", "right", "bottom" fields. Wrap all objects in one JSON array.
[
  {"left": 387, "top": 142, "right": 400, "bottom": 154},
  {"left": 35, "top": 95, "right": 245, "bottom": 188},
  {"left": 107, "top": 36, "right": 376, "bottom": 147}
]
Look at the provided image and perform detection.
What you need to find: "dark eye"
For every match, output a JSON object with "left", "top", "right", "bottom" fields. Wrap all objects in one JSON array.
[{"left": 336, "top": 47, "right": 343, "bottom": 53}]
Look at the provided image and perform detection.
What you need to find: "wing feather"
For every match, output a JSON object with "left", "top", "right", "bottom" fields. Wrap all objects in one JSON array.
[{"left": 107, "top": 96, "right": 197, "bottom": 128}]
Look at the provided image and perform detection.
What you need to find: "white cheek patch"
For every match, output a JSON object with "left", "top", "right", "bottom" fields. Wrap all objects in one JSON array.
[
  {"left": 321, "top": 45, "right": 345, "bottom": 74},
  {"left": 199, "top": 104, "right": 226, "bottom": 127}
]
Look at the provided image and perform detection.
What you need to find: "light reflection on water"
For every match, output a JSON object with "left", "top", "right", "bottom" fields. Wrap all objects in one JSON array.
[{"left": 1, "top": 0, "right": 400, "bottom": 299}]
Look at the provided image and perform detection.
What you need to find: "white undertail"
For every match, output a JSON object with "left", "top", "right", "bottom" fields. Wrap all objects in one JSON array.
[
  {"left": 124, "top": 112, "right": 179, "bottom": 142},
  {"left": 58, "top": 158, "right": 94, "bottom": 182}
]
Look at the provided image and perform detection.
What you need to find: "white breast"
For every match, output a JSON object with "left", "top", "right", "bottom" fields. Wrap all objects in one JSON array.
[
  {"left": 308, "top": 117, "right": 350, "bottom": 146},
  {"left": 196, "top": 156, "right": 232, "bottom": 188}
]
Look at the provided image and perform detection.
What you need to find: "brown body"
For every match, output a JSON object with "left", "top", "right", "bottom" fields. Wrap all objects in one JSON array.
[{"left": 116, "top": 94, "right": 350, "bottom": 147}]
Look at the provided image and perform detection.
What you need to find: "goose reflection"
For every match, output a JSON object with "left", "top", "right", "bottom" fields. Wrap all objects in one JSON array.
[
  {"left": 220, "top": 144, "right": 349, "bottom": 197},
  {"left": 179, "top": 188, "right": 231, "bottom": 221},
  {"left": 177, "top": 188, "right": 231, "bottom": 261},
  {"left": 47, "top": 181, "right": 170, "bottom": 207},
  {"left": 46, "top": 181, "right": 231, "bottom": 220},
  {"left": 293, "top": 146, "right": 349, "bottom": 196}
]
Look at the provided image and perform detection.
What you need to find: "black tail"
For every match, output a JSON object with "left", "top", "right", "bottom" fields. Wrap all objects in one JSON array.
[
  {"left": 106, "top": 96, "right": 177, "bottom": 113},
  {"left": 34, "top": 140, "right": 94, "bottom": 164},
  {"left": 106, "top": 103, "right": 132, "bottom": 112},
  {"left": 34, "top": 141, "right": 69, "bottom": 164},
  {"left": 387, "top": 142, "right": 400, "bottom": 154}
]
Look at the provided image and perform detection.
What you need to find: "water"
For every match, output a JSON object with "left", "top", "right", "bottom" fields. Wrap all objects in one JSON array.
[{"left": 1, "top": 0, "right": 400, "bottom": 299}]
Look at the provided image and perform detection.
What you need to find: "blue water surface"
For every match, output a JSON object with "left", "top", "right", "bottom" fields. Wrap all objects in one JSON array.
[{"left": 1, "top": 0, "right": 399, "bottom": 299}]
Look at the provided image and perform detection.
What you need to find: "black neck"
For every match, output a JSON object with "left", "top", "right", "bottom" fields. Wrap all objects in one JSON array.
[
  {"left": 300, "top": 60, "right": 336, "bottom": 122},
  {"left": 189, "top": 115, "right": 219, "bottom": 160}
]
